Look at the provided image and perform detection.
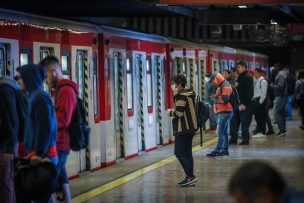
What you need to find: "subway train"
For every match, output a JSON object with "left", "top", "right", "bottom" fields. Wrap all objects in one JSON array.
[{"left": 0, "top": 10, "right": 268, "bottom": 178}]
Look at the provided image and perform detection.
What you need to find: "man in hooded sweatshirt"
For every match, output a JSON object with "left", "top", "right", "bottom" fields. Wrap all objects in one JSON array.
[
  {"left": 168, "top": 74, "right": 198, "bottom": 187},
  {"left": 206, "top": 72, "right": 233, "bottom": 157},
  {"left": 40, "top": 56, "right": 77, "bottom": 203},
  {"left": 17, "top": 64, "right": 58, "bottom": 203}
]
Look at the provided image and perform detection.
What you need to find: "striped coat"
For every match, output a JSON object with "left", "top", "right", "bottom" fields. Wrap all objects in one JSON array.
[{"left": 169, "top": 89, "right": 198, "bottom": 136}]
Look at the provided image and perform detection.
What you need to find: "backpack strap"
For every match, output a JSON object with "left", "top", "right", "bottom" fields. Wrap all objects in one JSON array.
[{"left": 54, "top": 83, "right": 78, "bottom": 103}]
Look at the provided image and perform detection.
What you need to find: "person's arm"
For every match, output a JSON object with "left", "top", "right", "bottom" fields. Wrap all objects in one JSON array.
[
  {"left": 169, "top": 96, "right": 186, "bottom": 118},
  {"left": 56, "top": 87, "right": 77, "bottom": 129},
  {"left": 260, "top": 80, "right": 268, "bottom": 104},
  {"left": 274, "top": 74, "right": 286, "bottom": 92},
  {"left": 214, "top": 86, "right": 231, "bottom": 104}
]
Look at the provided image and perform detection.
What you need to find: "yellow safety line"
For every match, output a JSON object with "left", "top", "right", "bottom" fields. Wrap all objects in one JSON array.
[{"left": 72, "top": 137, "right": 217, "bottom": 203}]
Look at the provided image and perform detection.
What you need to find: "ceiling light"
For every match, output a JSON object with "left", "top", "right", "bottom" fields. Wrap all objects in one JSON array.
[{"left": 238, "top": 5, "right": 247, "bottom": 8}]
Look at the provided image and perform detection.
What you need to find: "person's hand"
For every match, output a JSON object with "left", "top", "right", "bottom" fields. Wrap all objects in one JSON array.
[
  {"left": 234, "top": 82, "right": 239, "bottom": 87},
  {"left": 30, "top": 155, "right": 42, "bottom": 165},
  {"left": 167, "top": 109, "right": 172, "bottom": 116},
  {"left": 3, "top": 153, "right": 14, "bottom": 161},
  {"left": 239, "top": 104, "right": 247, "bottom": 111}
]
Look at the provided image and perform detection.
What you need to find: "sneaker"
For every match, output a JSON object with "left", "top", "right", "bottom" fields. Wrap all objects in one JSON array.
[
  {"left": 218, "top": 151, "right": 229, "bottom": 156},
  {"left": 178, "top": 177, "right": 187, "bottom": 186},
  {"left": 206, "top": 151, "right": 220, "bottom": 157},
  {"left": 278, "top": 131, "right": 287, "bottom": 137},
  {"left": 179, "top": 176, "right": 198, "bottom": 187},
  {"left": 252, "top": 133, "right": 266, "bottom": 138},
  {"left": 266, "top": 130, "right": 275, "bottom": 135},
  {"left": 229, "top": 139, "right": 237, "bottom": 145}
]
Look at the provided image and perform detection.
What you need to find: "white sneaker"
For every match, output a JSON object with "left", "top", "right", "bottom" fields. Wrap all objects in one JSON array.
[{"left": 252, "top": 133, "right": 266, "bottom": 138}]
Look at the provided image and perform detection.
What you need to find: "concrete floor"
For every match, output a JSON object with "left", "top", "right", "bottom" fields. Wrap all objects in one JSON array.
[{"left": 71, "top": 115, "right": 304, "bottom": 203}]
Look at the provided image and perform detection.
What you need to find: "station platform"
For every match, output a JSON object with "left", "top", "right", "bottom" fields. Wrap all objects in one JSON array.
[{"left": 70, "top": 115, "right": 304, "bottom": 203}]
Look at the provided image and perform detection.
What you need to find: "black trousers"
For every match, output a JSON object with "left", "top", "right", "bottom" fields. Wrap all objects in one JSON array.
[
  {"left": 253, "top": 98, "right": 267, "bottom": 134},
  {"left": 174, "top": 133, "right": 194, "bottom": 177},
  {"left": 297, "top": 98, "right": 304, "bottom": 125}
]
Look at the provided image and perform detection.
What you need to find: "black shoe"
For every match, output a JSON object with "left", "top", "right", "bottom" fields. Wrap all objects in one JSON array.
[
  {"left": 239, "top": 141, "right": 249, "bottom": 145},
  {"left": 278, "top": 131, "right": 287, "bottom": 137},
  {"left": 229, "top": 139, "right": 237, "bottom": 145},
  {"left": 179, "top": 176, "right": 198, "bottom": 187},
  {"left": 206, "top": 151, "right": 220, "bottom": 157},
  {"left": 218, "top": 151, "right": 229, "bottom": 156},
  {"left": 178, "top": 177, "right": 187, "bottom": 185},
  {"left": 266, "top": 130, "right": 275, "bottom": 135}
]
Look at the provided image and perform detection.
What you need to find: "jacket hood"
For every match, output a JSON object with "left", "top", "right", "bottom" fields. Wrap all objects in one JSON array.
[
  {"left": 211, "top": 72, "right": 225, "bottom": 86},
  {"left": 17, "top": 64, "right": 46, "bottom": 93},
  {"left": 56, "top": 79, "right": 79, "bottom": 95},
  {"left": 0, "top": 77, "right": 20, "bottom": 90}
]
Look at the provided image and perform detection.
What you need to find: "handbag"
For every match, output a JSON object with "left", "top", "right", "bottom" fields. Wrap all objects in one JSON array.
[{"left": 14, "top": 157, "right": 57, "bottom": 200}]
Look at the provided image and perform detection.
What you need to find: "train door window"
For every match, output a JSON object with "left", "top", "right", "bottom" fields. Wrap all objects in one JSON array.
[
  {"left": 249, "top": 62, "right": 253, "bottom": 69},
  {"left": 221, "top": 59, "right": 228, "bottom": 73},
  {"left": 229, "top": 60, "right": 235, "bottom": 70},
  {"left": 175, "top": 57, "right": 182, "bottom": 74},
  {"left": 182, "top": 58, "right": 186, "bottom": 75},
  {"left": 76, "top": 50, "right": 86, "bottom": 100},
  {"left": 256, "top": 62, "right": 259, "bottom": 69},
  {"left": 146, "top": 57, "right": 153, "bottom": 108},
  {"left": 61, "top": 50, "right": 71, "bottom": 79},
  {"left": 0, "top": 47, "right": 4, "bottom": 77},
  {"left": 126, "top": 56, "right": 133, "bottom": 111},
  {"left": 212, "top": 59, "right": 219, "bottom": 72},
  {"left": 93, "top": 52, "right": 98, "bottom": 116},
  {"left": 40, "top": 47, "right": 54, "bottom": 60},
  {"left": 114, "top": 52, "right": 121, "bottom": 129},
  {"left": 20, "top": 47, "right": 32, "bottom": 66}
]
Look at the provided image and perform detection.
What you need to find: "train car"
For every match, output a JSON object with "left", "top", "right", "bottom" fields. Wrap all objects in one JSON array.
[{"left": 0, "top": 10, "right": 269, "bottom": 179}]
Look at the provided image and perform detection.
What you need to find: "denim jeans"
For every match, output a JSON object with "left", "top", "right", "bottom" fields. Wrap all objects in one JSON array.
[
  {"left": 215, "top": 112, "right": 233, "bottom": 153},
  {"left": 208, "top": 104, "right": 217, "bottom": 129},
  {"left": 174, "top": 133, "right": 194, "bottom": 177},
  {"left": 57, "top": 150, "right": 70, "bottom": 186},
  {"left": 0, "top": 152, "right": 15, "bottom": 203},
  {"left": 273, "top": 96, "right": 288, "bottom": 132},
  {"left": 230, "top": 105, "right": 252, "bottom": 143}
]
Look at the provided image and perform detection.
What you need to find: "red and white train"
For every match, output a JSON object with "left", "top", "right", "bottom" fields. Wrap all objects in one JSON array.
[{"left": 0, "top": 10, "right": 268, "bottom": 178}]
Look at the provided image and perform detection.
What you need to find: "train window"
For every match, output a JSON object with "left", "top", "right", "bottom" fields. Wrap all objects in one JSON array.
[
  {"left": 249, "top": 62, "right": 253, "bottom": 69},
  {"left": 61, "top": 50, "right": 71, "bottom": 79},
  {"left": 61, "top": 56, "right": 68, "bottom": 72},
  {"left": 20, "top": 54, "right": 29, "bottom": 66},
  {"left": 256, "top": 62, "right": 259, "bottom": 69},
  {"left": 114, "top": 53, "right": 120, "bottom": 129},
  {"left": 146, "top": 57, "right": 153, "bottom": 108},
  {"left": 0, "top": 48, "right": 4, "bottom": 77},
  {"left": 126, "top": 57, "right": 133, "bottom": 111},
  {"left": 175, "top": 57, "right": 182, "bottom": 74},
  {"left": 93, "top": 52, "right": 98, "bottom": 116},
  {"left": 221, "top": 60, "right": 228, "bottom": 73},
  {"left": 229, "top": 60, "right": 235, "bottom": 70},
  {"left": 182, "top": 59, "right": 186, "bottom": 74},
  {"left": 77, "top": 52, "right": 84, "bottom": 100}
]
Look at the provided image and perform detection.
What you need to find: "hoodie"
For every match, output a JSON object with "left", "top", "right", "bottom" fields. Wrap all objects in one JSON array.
[
  {"left": 169, "top": 88, "right": 198, "bottom": 136},
  {"left": 17, "top": 64, "right": 57, "bottom": 159},
  {"left": 211, "top": 73, "right": 233, "bottom": 113},
  {"left": 54, "top": 79, "right": 79, "bottom": 151},
  {"left": 0, "top": 78, "right": 20, "bottom": 154},
  {"left": 274, "top": 70, "right": 288, "bottom": 97}
]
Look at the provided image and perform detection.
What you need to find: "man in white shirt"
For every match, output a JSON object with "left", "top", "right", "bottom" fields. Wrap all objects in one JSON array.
[{"left": 253, "top": 68, "right": 268, "bottom": 137}]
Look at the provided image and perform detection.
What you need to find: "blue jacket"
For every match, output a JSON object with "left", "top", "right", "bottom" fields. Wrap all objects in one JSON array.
[
  {"left": 17, "top": 64, "right": 57, "bottom": 158},
  {"left": 0, "top": 78, "right": 20, "bottom": 154}
]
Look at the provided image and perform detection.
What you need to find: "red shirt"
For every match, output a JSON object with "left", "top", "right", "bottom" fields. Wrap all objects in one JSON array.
[{"left": 54, "top": 79, "right": 78, "bottom": 151}]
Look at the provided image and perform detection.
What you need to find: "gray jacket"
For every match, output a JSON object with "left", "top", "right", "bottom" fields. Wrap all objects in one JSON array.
[{"left": 274, "top": 70, "right": 288, "bottom": 97}]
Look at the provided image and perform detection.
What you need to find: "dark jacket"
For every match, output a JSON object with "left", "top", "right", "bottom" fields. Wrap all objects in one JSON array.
[
  {"left": 0, "top": 78, "right": 20, "bottom": 154},
  {"left": 17, "top": 64, "right": 57, "bottom": 158},
  {"left": 236, "top": 71, "right": 254, "bottom": 106},
  {"left": 54, "top": 79, "right": 78, "bottom": 151},
  {"left": 169, "top": 88, "right": 198, "bottom": 136}
]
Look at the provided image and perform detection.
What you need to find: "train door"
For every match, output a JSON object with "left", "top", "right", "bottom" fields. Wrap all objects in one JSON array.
[
  {"left": 0, "top": 43, "right": 11, "bottom": 78},
  {"left": 113, "top": 51, "right": 125, "bottom": 158},
  {"left": 153, "top": 54, "right": 165, "bottom": 145},
  {"left": 135, "top": 53, "right": 145, "bottom": 152},
  {"left": 220, "top": 59, "right": 228, "bottom": 73}
]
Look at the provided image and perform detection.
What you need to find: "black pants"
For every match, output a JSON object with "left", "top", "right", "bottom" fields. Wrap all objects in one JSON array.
[
  {"left": 265, "top": 99, "right": 274, "bottom": 131},
  {"left": 230, "top": 105, "right": 252, "bottom": 143},
  {"left": 297, "top": 98, "right": 304, "bottom": 125},
  {"left": 174, "top": 133, "right": 194, "bottom": 177},
  {"left": 253, "top": 98, "right": 267, "bottom": 134}
]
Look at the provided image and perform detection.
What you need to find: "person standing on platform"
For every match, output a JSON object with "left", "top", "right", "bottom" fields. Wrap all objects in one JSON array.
[
  {"left": 229, "top": 61, "right": 254, "bottom": 145},
  {"left": 204, "top": 73, "right": 217, "bottom": 133},
  {"left": 168, "top": 74, "right": 198, "bottom": 187},
  {"left": 40, "top": 56, "right": 76, "bottom": 203},
  {"left": 252, "top": 68, "right": 268, "bottom": 137},
  {"left": 293, "top": 69, "right": 304, "bottom": 130},
  {"left": 17, "top": 64, "right": 58, "bottom": 203},
  {"left": 206, "top": 72, "right": 233, "bottom": 157},
  {"left": 272, "top": 63, "right": 288, "bottom": 136}
]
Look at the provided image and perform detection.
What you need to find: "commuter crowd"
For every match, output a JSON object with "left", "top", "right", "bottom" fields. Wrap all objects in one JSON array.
[{"left": 0, "top": 56, "right": 79, "bottom": 203}]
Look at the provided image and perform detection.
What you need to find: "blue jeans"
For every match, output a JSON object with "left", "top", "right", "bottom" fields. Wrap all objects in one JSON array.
[
  {"left": 215, "top": 112, "right": 233, "bottom": 152},
  {"left": 274, "top": 96, "right": 288, "bottom": 132},
  {"left": 209, "top": 104, "right": 217, "bottom": 129},
  {"left": 230, "top": 105, "right": 252, "bottom": 143},
  {"left": 174, "top": 133, "right": 194, "bottom": 177},
  {"left": 57, "top": 150, "right": 70, "bottom": 186}
]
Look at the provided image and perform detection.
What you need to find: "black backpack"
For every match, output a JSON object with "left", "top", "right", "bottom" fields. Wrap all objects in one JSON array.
[
  {"left": 195, "top": 96, "right": 210, "bottom": 128},
  {"left": 286, "top": 73, "right": 296, "bottom": 95},
  {"left": 55, "top": 84, "right": 90, "bottom": 151},
  {"left": 221, "top": 82, "right": 240, "bottom": 110}
]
